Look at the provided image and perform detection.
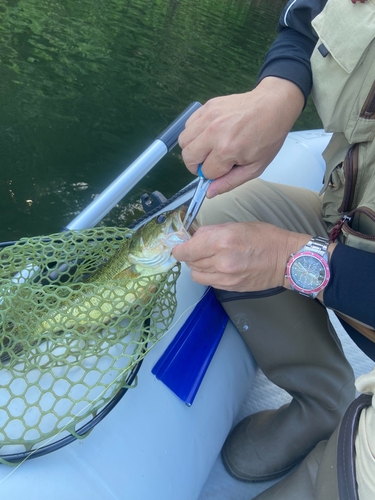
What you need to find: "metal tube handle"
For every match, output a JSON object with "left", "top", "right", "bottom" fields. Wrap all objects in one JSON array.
[{"left": 67, "top": 102, "right": 202, "bottom": 230}]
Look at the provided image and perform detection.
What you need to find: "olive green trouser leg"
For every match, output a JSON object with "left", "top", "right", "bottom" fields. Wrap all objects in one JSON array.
[{"left": 197, "top": 179, "right": 356, "bottom": 481}]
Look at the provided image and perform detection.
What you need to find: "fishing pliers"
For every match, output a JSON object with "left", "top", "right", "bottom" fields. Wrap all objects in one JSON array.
[{"left": 183, "top": 164, "right": 212, "bottom": 231}]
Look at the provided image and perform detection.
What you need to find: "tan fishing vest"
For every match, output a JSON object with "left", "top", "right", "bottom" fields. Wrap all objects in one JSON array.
[
  {"left": 311, "top": 0, "right": 375, "bottom": 253},
  {"left": 311, "top": 0, "right": 375, "bottom": 342}
]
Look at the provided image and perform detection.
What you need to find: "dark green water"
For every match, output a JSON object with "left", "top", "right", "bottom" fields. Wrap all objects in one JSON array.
[{"left": 0, "top": 0, "right": 321, "bottom": 242}]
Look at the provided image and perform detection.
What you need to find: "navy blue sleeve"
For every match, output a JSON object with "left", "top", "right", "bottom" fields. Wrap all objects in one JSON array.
[
  {"left": 324, "top": 243, "right": 375, "bottom": 360},
  {"left": 278, "top": 0, "right": 328, "bottom": 40},
  {"left": 324, "top": 244, "right": 375, "bottom": 329},
  {"left": 257, "top": 28, "right": 316, "bottom": 103},
  {"left": 257, "top": 0, "right": 328, "bottom": 103}
]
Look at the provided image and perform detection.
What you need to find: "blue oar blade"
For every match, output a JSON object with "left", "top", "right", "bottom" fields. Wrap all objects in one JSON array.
[{"left": 152, "top": 288, "right": 228, "bottom": 406}]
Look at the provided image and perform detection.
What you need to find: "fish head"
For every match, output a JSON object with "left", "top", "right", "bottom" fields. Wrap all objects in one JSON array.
[{"left": 128, "top": 208, "right": 197, "bottom": 273}]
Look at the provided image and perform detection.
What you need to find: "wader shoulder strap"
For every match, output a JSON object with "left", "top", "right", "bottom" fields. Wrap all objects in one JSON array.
[{"left": 337, "top": 393, "right": 372, "bottom": 500}]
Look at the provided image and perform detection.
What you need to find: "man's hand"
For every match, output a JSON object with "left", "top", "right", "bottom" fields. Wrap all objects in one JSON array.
[
  {"left": 172, "top": 221, "right": 311, "bottom": 292},
  {"left": 179, "top": 77, "right": 304, "bottom": 198}
]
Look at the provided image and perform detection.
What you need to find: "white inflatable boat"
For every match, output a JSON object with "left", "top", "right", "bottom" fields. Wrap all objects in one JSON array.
[{"left": 0, "top": 104, "right": 333, "bottom": 500}]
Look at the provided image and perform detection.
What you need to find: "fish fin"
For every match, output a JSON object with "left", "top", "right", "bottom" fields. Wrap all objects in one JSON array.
[{"left": 113, "top": 265, "right": 140, "bottom": 280}]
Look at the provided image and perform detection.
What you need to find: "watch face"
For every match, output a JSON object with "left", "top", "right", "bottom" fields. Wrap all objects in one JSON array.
[{"left": 286, "top": 251, "right": 330, "bottom": 295}]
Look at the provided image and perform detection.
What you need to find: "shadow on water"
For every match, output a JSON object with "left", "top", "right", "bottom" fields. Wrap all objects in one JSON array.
[{"left": 0, "top": 0, "right": 321, "bottom": 241}]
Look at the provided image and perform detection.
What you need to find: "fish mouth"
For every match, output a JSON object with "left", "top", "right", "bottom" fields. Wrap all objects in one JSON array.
[{"left": 178, "top": 206, "right": 199, "bottom": 236}]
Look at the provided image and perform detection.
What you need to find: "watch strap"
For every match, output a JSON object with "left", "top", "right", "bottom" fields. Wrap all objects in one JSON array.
[{"left": 302, "top": 236, "right": 330, "bottom": 257}]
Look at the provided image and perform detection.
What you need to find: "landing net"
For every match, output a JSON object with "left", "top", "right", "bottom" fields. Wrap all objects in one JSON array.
[{"left": 0, "top": 228, "right": 180, "bottom": 464}]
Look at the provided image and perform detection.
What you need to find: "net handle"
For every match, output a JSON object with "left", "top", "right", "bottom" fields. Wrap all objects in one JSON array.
[{"left": 66, "top": 102, "right": 201, "bottom": 231}]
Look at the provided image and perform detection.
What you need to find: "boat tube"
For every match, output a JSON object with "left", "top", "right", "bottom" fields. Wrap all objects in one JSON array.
[{"left": 0, "top": 128, "right": 331, "bottom": 500}]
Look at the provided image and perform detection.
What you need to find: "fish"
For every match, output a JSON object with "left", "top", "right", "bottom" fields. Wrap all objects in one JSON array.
[
  {"left": 39, "top": 208, "right": 192, "bottom": 331},
  {"left": 1, "top": 208, "right": 195, "bottom": 363}
]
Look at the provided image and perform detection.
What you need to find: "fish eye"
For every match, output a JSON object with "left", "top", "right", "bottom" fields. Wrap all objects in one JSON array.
[{"left": 156, "top": 214, "right": 167, "bottom": 224}]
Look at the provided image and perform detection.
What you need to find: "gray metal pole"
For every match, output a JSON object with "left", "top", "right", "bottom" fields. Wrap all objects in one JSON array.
[{"left": 67, "top": 102, "right": 201, "bottom": 230}]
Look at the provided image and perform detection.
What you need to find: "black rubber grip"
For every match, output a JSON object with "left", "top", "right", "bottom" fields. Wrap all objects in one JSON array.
[{"left": 156, "top": 101, "right": 202, "bottom": 151}]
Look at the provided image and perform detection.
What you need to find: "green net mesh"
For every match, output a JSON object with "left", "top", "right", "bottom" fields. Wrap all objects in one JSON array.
[{"left": 0, "top": 227, "right": 180, "bottom": 462}]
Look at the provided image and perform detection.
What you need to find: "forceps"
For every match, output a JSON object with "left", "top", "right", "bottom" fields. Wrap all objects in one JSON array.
[{"left": 183, "top": 164, "right": 212, "bottom": 231}]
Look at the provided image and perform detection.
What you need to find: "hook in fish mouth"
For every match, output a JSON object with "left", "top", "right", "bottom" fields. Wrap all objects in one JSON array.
[{"left": 178, "top": 205, "right": 199, "bottom": 236}]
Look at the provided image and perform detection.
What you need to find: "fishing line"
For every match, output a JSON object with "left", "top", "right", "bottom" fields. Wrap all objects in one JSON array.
[{"left": 0, "top": 286, "right": 210, "bottom": 483}]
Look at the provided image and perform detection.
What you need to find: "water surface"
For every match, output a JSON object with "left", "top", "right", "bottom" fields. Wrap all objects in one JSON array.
[{"left": 0, "top": 0, "right": 321, "bottom": 241}]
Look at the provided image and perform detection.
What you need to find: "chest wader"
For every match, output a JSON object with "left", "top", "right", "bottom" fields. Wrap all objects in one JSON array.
[
  {"left": 217, "top": 0, "right": 375, "bottom": 487},
  {"left": 219, "top": 289, "right": 355, "bottom": 483},
  {"left": 197, "top": 178, "right": 356, "bottom": 482}
]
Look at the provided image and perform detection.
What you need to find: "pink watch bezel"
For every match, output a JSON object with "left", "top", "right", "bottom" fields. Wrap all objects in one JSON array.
[{"left": 286, "top": 250, "right": 331, "bottom": 295}]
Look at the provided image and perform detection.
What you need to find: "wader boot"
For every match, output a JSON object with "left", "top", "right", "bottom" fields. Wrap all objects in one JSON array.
[
  {"left": 219, "top": 288, "right": 356, "bottom": 482},
  {"left": 252, "top": 430, "right": 338, "bottom": 500},
  {"left": 252, "top": 394, "right": 372, "bottom": 500}
]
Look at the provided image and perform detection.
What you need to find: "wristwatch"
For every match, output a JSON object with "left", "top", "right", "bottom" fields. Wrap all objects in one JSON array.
[{"left": 285, "top": 236, "right": 331, "bottom": 299}]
